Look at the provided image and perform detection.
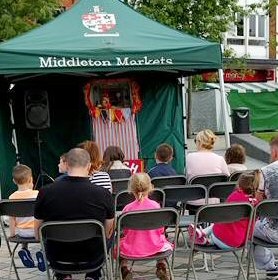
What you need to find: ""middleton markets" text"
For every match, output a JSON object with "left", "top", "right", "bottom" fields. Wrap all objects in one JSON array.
[{"left": 39, "top": 56, "right": 173, "bottom": 68}]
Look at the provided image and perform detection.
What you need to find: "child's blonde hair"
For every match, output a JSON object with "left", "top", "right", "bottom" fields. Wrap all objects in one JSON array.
[
  {"left": 237, "top": 170, "right": 260, "bottom": 197},
  {"left": 12, "top": 164, "right": 32, "bottom": 185},
  {"left": 128, "top": 173, "right": 153, "bottom": 201}
]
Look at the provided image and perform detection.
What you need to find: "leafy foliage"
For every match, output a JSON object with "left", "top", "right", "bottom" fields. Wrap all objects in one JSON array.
[
  {"left": 125, "top": 0, "right": 242, "bottom": 42},
  {"left": 0, "top": 0, "right": 60, "bottom": 41}
]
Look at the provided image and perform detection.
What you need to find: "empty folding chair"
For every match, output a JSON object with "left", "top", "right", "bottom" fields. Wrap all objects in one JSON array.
[
  {"left": 207, "top": 181, "right": 237, "bottom": 203},
  {"left": 188, "top": 173, "right": 228, "bottom": 187},
  {"left": 151, "top": 175, "right": 187, "bottom": 189},
  {"left": 111, "top": 178, "right": 129, "bottom": 194}
]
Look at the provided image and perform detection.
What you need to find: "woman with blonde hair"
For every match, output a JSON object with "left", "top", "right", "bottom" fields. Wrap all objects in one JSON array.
[
  {"left": 186, "top": 129, "right": 230, "bottom": 180},
  {"left": 77, "top": 140, "right": 112, "bottom": 192}
]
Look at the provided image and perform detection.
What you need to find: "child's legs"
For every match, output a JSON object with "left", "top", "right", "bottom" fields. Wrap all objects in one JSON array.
[
  {"left": 202, "top": 224, "right": 213, "bottom": 235},
  {"left": 210, "top": 231, "right": 233, "bottom": 249}
]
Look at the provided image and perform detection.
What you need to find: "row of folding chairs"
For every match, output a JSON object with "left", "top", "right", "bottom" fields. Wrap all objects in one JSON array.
[
  {"left": 111, "top": 171, "right": 247, "bottom": 194},
  {"left": 1, "top": 188, "right": 272, "bottom": 280}
]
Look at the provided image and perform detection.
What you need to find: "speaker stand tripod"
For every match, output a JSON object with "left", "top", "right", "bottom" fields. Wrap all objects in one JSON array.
[{"left": 35, "top": 130, "right": 54, "bottom": 189}]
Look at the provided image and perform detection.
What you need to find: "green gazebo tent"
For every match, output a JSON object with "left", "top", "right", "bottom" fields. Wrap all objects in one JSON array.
[{"left": 0, "top": 0, "right": 228, "bottom": 198}]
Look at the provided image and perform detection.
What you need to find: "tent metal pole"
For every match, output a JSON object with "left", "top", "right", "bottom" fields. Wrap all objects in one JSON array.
[
  {"left": 181, "top": 76, "right": 188, "bottom": 173},
  {"left": 218, "top": 69, "right": 230, "bottom": 148}
]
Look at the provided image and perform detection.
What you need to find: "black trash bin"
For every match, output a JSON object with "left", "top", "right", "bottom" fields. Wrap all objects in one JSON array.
[{"left": 232, "top": 107, "right": 250, "bottom": 134}]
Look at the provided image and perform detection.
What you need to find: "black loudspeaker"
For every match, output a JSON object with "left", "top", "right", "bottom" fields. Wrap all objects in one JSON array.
[{"left": 24, "top": 90, "right": 50, "bottom": 129}]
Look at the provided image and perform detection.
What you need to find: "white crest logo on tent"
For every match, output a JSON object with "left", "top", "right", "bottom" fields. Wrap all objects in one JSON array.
[{"left": 82, "top": 6, "right": 119, "bottom": 37}]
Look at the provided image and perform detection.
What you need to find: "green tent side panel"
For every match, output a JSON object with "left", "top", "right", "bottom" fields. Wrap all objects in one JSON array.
[
  {"left": 137, "top": 79, "right": 185, "bottom": 174},
  {"left": 11, "top": 81, "right": 91, "bottom": 192},
  {"left": 0, "top": 95, "right": 17, "bottom": 198},
  {"left": 228, "top": 91, "right": 278, "bottom": 131}
]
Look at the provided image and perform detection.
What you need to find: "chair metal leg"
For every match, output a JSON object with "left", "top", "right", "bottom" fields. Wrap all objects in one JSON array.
[
  {"left": 186, "top": 250, "right": 198, "bottom": 280},
  {"left": 8, "top": 243, "right": 20, "bottom": 280},
  {"left": 165, "top": 257, "right": 175, "bottom": 280},
  {"left": 233, "top": 251, "right": 247, "bottom": 280}
]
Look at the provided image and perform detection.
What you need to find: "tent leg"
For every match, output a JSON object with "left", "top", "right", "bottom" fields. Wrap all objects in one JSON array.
[
  {"left": 181, "top": 76, "right": 188, "bottom": 174},
  {"left": 218, "top": 69, "right": 230, "bottom": 148}
]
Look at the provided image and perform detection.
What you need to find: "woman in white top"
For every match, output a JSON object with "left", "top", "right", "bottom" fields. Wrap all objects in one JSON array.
[
  {"left": 225, "top": 144, "right": 247, "bottom": 174},
  {"left": 77, "top": 140, "right": 112, "bottom": 192},
  {"left": 187, "top": 129, "right": 230, "bottom": 181}
]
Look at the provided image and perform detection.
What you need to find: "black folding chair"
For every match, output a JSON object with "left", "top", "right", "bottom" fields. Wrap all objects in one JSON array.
[
  {"left": 111, "top": 178, "right": 129, "bottom": 194},
  {"left": 0, "top": 199, "right": 38, "bottom": 280},
  {"left": 186, "top": 202, "right": 253, "bottom": 280},
  {"left": 188, "top": 173, "right": 228, "bottom": 187},
  {"left": 114, "top": 188, "right": 165, "bottom": 213},
  {"left": 39, "top": 219, "right": 113, "bottom": 280},
  {"left": 151, "top": 175, "right": 187, "bottom": 189},
  {"left": 207, "top": 181, "right": 237, "bottom": 202},
  {"left": 163, "top": 185, "right": 209, "bottom": 271},
  {"left": 187, "top": 173, "right": 229, "bottom": 215},
  {"left": 247, "top": 199, "right": 278, "bottom": 280},
  {"left": 108, "top": 169, "right": 131, "bottom": 180},
  {"left": 115, "top": 208, "right": 179, "bottom": 280}
]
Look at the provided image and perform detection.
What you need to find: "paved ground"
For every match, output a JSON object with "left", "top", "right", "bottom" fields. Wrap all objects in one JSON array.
[{"left": 0, "top": 226, "right": 274, "bottom": 280}]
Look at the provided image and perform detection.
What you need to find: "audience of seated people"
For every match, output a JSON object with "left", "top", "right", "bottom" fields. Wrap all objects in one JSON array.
[
  {"left": 7, "top": 133, "right": 274, "bottom": 280},
  {"left": 225, "top": 144, "right": 247, "bottom": 174},
  {"left": 101, "top": 145, "right": 131, "bottom": 179},
  {"left": 148, "top": 143, "right": 177, "bottom": 178}
]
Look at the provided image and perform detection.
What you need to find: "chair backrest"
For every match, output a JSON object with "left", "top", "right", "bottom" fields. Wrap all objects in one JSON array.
[
  {"left": 0, "top": 199, "right": 36, "bottom": 217},
  {"left": 151, "top": 175, "right": 187, "bottom": 189},
  {"left": 118, "top": 208, "right": 179, "bottom": 231},
  {"left": 188, "top": 173, "right": 228, "bottom": 187},
  {"left": 114, "top": 189, "right": 165, "bottom": 212},
  {"left": 40, "top": 219, "right": 105, "bottom": 243},
  {"left": 39, "top": 219, "right": 108, "bottom": 272},
  {"left": 108, "top": 169, "right": 131, "bottom": 180},
  {"left": 254, "top": 199, "right": 278, "bottom": 219},
  {"left": 196, "top": 202, "right": 253, "bottom": 224},
  {"left": 162, "top": 184, "right": 207, "bottom": 205},
  {"left": 111, "top": 178, "right": 129, "bottom": 194},
  {"left": 207, "top": 182, "right": 237, "bottom": 202}
]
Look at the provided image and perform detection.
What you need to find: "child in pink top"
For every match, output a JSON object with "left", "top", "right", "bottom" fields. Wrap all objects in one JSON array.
[
  {"left": 189, "top": 170, "right": 260, "bottom": 249},
  {"left": 120, "top": 173, "right": 173, "bottom": 280}
]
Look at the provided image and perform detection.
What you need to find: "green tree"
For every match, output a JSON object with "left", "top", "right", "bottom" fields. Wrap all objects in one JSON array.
[
  {"left": 0, "top": 0, "right": 60, "bottom": 41},
  {"left": 126, "top": 0, "right": 242, "bottom": 42}
]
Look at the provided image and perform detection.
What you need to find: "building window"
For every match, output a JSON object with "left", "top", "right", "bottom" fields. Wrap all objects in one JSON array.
[{"left": 226, "top": 13, "right": 266, "bottom": 46}]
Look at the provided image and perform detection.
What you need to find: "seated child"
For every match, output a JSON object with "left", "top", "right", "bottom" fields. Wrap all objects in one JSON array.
[
  {"left": 54, "top": 153, "right": 68, "bottom": 182},
  {"left": 119, "top": 173, "right": 173, "bottom": 280},
  {"left": 9, "top": 164, "right": 45, "bottom": 271},
  {"left": 225, "top": 144, "right": 248, "bottom": 174},
  {"left": 188, "top": 170, "right": 259, "bottom": 248},
  {"left": 148, "top": 143, "right": 177, "bottom": 178}
]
